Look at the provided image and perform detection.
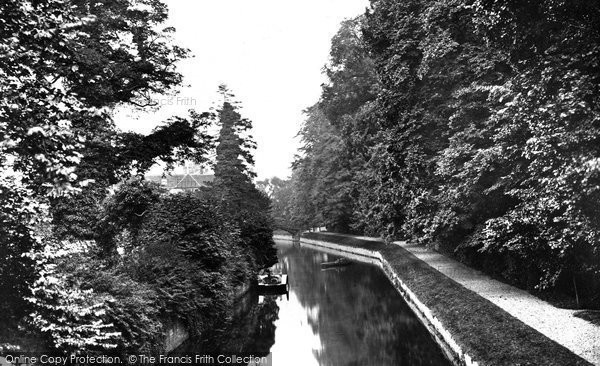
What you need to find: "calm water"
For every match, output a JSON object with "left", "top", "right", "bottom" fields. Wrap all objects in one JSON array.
[{"left": 177, "top": 239, "right": 451, "bottom": 366}]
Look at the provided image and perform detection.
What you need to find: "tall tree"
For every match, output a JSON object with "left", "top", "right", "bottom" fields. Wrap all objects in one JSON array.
[
  {"left": 289, "top": 0, "right": 600, "bottom": 302},
  {"left": 290, "top": 16, "right": 380, "bottom": 234},
  {"left": 213, "top": 85, "right": 257, "bottom": 210},
  {"left": 0, "top": 0, "right": 210, "bottom": 319},
  {"left": 293, "top": 106, "right": 357, "bottom": 232},
  {"left": 464, "top": 0, "right": 600, "bottom": 293},
  {"left": 212, "top": 85, "right": 277, "bottom": 268}
]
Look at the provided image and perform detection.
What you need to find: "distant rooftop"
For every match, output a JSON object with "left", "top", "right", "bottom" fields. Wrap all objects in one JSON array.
[
  {"left": 145, "top": 173, "right": 214, "bottom": 192},
  {"left": 145, "top": 161, "right": 214, "bottom": 192}
]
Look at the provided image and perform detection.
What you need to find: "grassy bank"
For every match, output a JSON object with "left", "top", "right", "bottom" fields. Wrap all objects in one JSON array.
[{"left": 303, "top": 232, "right": 592, "bottom": 366}]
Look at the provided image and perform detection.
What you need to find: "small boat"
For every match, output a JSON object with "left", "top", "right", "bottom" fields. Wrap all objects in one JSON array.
[
  {"left": 321, "top": 258, "right": 353, "bottom": 269},
  {"left": 257, "top": 273, "right": 289, "bottom": 294}
]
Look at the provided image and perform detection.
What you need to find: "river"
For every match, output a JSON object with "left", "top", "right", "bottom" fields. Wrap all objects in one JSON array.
[{"left": 175, "top": 239, "right": 451, "bottom": 365}]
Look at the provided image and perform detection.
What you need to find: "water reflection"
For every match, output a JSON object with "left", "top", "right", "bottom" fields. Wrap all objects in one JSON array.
[
  {"left": 175, "top": 292, "right": 280, "bottom": 358},
  {"left": 179, "top": 240, "right": 450, "bottom": 366}
]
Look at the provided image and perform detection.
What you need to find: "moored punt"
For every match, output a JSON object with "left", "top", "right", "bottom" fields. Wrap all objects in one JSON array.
[
  {"left": 257, "top": 274, "right": 289, "bottom": 294},
  {"left": 321, "top": 258, "right": 353, "bottom": 269}
]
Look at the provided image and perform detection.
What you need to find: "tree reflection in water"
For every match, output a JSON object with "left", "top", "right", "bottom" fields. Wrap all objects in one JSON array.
[
  {"left": 177, "top": 241, "right": 450, "bottom": 366},
  {"left": 282, "top": 244, "right": 450, "bottom": 366},
  {"left": 174, "top": 290, "right": 280, "bottom": 364}
]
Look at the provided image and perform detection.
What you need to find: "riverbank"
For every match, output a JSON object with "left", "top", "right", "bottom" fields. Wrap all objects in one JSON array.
[
  {"left": 301, "top": 232, "right": 598, "bottom": 366},
  {"left": 165, "top": 280, "right": 253, "bottom": 352}
]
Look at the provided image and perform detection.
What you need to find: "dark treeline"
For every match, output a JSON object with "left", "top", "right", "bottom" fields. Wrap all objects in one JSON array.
[
  {"left": 273, "top": 0, "right": 600, "bottom": 306},
  {"left": 0, "top": 0, "right": 275, "bottom": 354}
]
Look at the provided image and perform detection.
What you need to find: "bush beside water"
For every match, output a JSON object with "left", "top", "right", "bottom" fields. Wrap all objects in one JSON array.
[{"left": 20, "top": 181, "right": 266, "bottom": 354}]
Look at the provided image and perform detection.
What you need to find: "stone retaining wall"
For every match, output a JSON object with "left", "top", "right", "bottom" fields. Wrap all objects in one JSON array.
[{"left": 300, "top": 236, "right": 479, "bottom": 366}]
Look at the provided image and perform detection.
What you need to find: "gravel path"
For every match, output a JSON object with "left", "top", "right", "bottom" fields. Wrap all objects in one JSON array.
[{"left": 369, "top": 238, "right": 600, "bottom": 365}]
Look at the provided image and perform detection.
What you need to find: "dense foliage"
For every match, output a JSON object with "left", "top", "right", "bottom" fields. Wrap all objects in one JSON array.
[
  {"left": 26, "top": 181, "right": 253, "bottom": 353},
  {"left": 282, "top": 2, "right": 600, "bottom": 306},
  {"left": 1, "top": 1, "right": 275, "bottom": 353},
  {"left": 257, "top": 177, "right": 299, "bottom": 234},
  {"left": 1, "top": 0, "right": 206, "bottom": 317}
]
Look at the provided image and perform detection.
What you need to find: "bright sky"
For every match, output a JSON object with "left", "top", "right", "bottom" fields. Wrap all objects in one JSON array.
[{"left": 114, "top": 0, "right": 370, "bottom": 180}]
